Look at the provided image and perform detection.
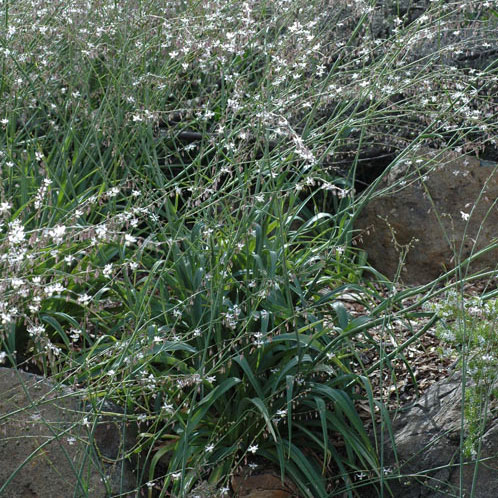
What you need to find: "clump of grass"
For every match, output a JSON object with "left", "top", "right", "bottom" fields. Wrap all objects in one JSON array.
[{"left": 1, "top": 0, "right": 498, "bottom": 496}]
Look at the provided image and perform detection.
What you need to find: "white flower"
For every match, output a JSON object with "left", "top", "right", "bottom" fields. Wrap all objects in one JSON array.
[
  {"left": 70, "top": 329, "right": 82, "bottom": 342},
  {"left": 10, "top": 278, "right": 24, "bottom": 289},
  {"left": 45, "top": 282, "right": 65, "bottom": 296},
  {"left": 205, "top": 443, "right": 215, "bottom": 453},
  {"left": 0, "top": 351, "right": 7, "bottom": 364},
  {"left": 124, "top": 234, "right": 136, "bottom": 246},
  {"left": 0, "top": 201, "right": 11, "bottom": 214},
  {"left": 162, "top": 402, "right": 174, "bottom": 413},
  {"left": 8, "top": 219, "right": 25, "bottom": 245},
  {"left": 96, "top": 225, "right": 107, "bottom": 240},
  {"left": 77, "top": 294, "right": 92, "bottom": 305},
  {"left": 107, "top": 187, "right": 120, "bottom": 197},
  {"left": 461, "top": 211, "right": 470, "bottom": 221},
  {"left": 28, "top": 325, "right": 46, "bottom": 338},
  {"left": 247, "top": 444, "right": 258, "bottom": 454},
  {"left": 49, "top": 335, "right": 66, "bottom": 352},
  {"left": 49, "top": 225, "right": 66, "bottom": 244}
]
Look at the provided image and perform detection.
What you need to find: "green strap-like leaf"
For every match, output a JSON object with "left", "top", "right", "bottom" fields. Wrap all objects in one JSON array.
[
  {"left": 248, "top": 397, "right": 277, "bottom": 442},
  {"left": 233, "top": 355, "right": 264, "bottom": 399}
]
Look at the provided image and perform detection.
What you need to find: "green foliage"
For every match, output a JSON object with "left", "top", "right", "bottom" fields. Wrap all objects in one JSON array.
[
  {"left": 120, "top": 210, "right": 381, "bottom": 496},
  {"left": 1, "top": 0, "right": 497, "bottom": 496},
  {"left": 425, "top": 291, "right": 498, "bottom": 459}
]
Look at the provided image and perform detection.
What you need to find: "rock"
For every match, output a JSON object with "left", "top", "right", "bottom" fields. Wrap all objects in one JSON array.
[
  {"left": 356, "top": 147, "right": 498, "bottom": 284},
  {"left": 369, "top": 1, "right": 498, "bottom": 71},
  {"left": 231, "top": 469, "right": 296, "bottom": 498},
  {"left": 358, "top": 373, "right": 498, "bottom": 498},
  {"left": 0, "top": 367, "right": 138, "bottom": 497},
  {"left": 369, "top": 0, "right": 431, "bottom": 39}
]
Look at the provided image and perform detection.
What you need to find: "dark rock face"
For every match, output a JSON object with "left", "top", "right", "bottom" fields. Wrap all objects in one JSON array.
[
  {"left": 370, "top": 1, "right": 498, "bottom": 71},
  {"left": 359, "top": 373, "right": 498, "bottom": 498},
  {"left": 0, "top": 367, "right": 138, "bottom": 497},
  {"left": 232, "top": 468, "right": 297, "bottom": 498},
  {"left": 356, "top": 147, "right": 498, "bottom": 284}
]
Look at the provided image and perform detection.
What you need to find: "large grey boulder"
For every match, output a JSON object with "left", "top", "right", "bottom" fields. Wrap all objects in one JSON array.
[
  {"left": 359, "top": 373, "right": 498, "bottom": 497},
  {"left": 0, "top": 367, "right": 138, "bottom": 497},
  {"left": 369, "top": 1, "right": 498, "bottom": 71},
  {"left": 356, "top": 147, "right": 498, "bottom": 284}
]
